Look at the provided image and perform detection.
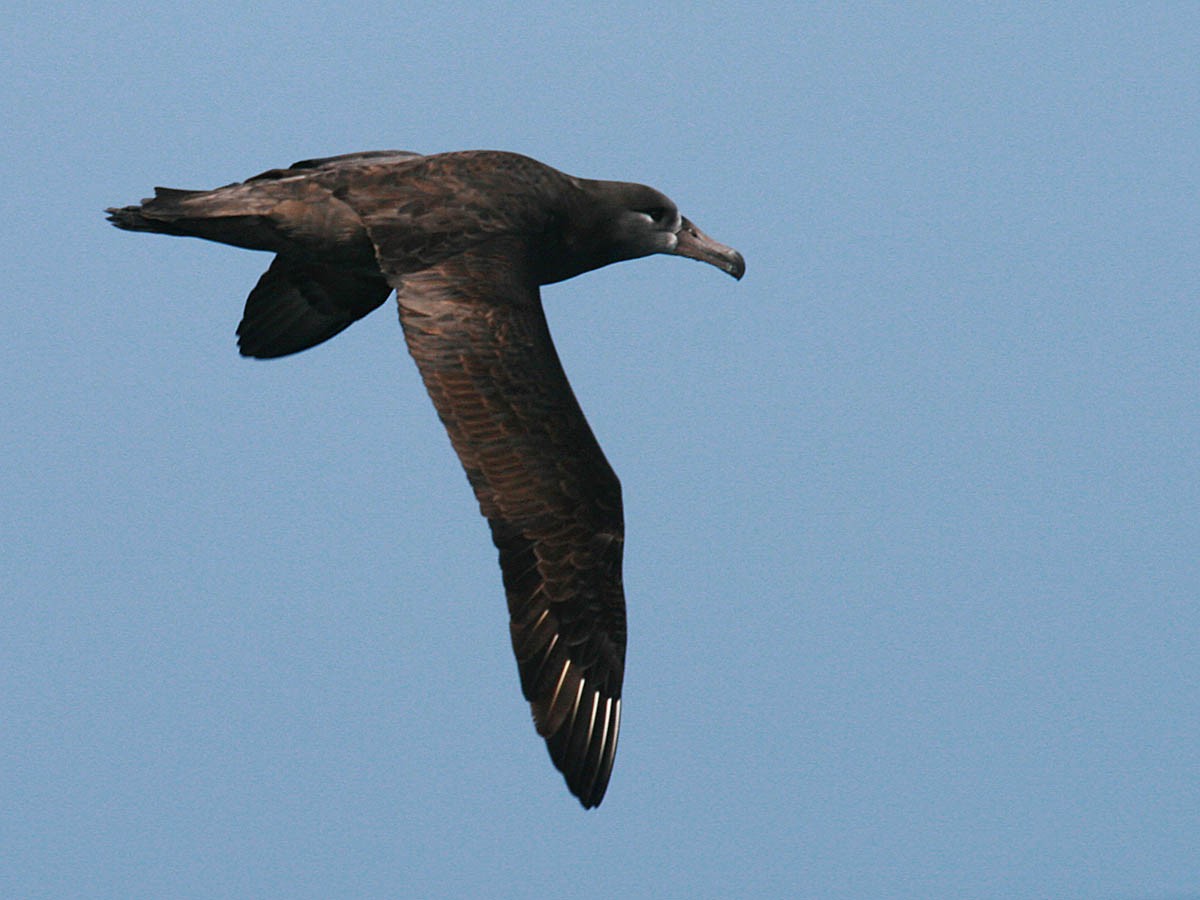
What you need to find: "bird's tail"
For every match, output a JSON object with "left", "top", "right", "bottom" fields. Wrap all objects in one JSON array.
[
  {"left": 105, "top": 188, "right": 210, "bottom": 234},
  {"left": 105, "top": 184, "right": 288, "bottom": 253}
]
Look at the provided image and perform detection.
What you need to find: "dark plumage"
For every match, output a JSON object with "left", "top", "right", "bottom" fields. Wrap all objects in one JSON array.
[{"left": 107, "top": 149, "right": 745, "bottom": 808}]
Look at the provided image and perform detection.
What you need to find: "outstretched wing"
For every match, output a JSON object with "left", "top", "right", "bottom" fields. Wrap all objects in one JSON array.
[{"left": 392, "top": 240, "right": 626, "bottom": 808}]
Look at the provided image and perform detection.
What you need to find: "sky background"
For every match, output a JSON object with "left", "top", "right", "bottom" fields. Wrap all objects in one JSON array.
[{"left": 4, "top": 4, "right": 1198, "bottom": 898}]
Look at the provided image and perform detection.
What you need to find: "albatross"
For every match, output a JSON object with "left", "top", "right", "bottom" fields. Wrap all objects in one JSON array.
[{"left": 106, "top": 149, "right": 745, "bottom": 808}]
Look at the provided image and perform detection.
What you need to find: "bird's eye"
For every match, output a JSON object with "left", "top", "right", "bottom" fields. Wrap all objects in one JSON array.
[{"left": 638, "top": 207, "right": 668, "bottom": 223}]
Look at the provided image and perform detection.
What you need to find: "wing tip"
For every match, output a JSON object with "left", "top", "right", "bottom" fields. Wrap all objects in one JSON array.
[{"left": 545, "top": 686, "right": 622, "bottom": 809}]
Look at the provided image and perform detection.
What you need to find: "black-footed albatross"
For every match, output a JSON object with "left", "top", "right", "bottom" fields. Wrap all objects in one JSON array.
[{"left": 107, "top": 149, "right": 745, "bottom": 808}]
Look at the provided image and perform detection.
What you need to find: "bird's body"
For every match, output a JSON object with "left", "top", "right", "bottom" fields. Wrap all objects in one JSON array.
[{"left": 107, "top": 149, "right": 744, "bottom": 808}]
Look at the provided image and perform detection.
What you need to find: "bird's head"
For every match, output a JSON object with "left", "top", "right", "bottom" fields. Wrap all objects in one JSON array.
[
  {"left": 543, "top": 178, "right": 745, "bottom": 284},
  {"left": 611, "top": 183, "right": 745, "bottom": 280}
]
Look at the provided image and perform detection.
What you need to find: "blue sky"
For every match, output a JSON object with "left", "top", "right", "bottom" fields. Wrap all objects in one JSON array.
[{"left": 4, "top": 4, "right": 1198, "bottom": 898}]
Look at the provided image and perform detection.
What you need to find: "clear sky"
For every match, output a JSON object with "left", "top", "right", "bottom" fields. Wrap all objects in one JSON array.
[{"left": 4, "top": 4, "right": 1198, "bottom": 898}]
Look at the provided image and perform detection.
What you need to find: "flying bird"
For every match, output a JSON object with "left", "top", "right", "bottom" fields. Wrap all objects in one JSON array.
[{"left": 107, "top": 149, "right": 745, "bottom": 808}]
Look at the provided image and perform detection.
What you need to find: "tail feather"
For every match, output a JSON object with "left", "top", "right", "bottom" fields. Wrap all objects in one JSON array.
[
  {"left": 105, "top": 182, "right": 293, "bottom": 251},
  {"left": 107, "top": 172, "right": 377, "bottom": 258},
  {"left": 105, "top": 204, "right": 156, "bottom": 231},
  {"left": 106, "top": 186, "right": 215, "bottom": 234},
  {"left": 106, "top": 186, "right": 205, "bottom": 226},
  {"left": 149, "top": 186, "right": 206, "bottom": 204}
]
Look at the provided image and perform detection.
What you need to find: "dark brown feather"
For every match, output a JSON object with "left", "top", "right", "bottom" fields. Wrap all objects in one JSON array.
[
  {"left": 237, "top": 256, "right": 392, "bottom": 358},
  {"left": 392, "top": 243, "right": 626, "bottom": 808}
]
